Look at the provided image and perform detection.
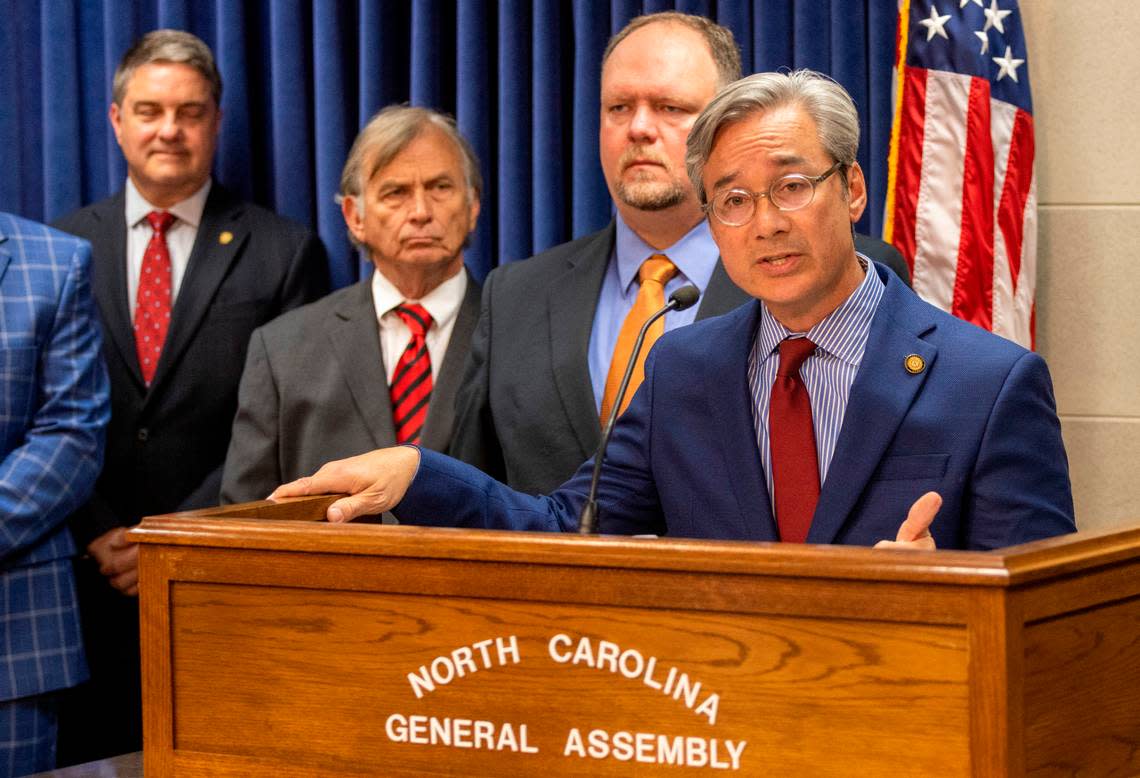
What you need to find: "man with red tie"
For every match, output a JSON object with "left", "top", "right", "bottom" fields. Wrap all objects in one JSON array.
[
  {"left": 448, "top": 12, "right": 912, "bottom": 497},
  {"left": 221, "top": 105, "right": 482, "bottom": 505},
  {"left": 53, "top": 30, "right": 328, "bottom": 763},
  {"left": 272, "top": 71, "right": 1075, "bottom": 555}
]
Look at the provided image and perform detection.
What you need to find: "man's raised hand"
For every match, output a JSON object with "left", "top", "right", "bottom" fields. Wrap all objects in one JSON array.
[{"left": 875, "top": 491, "right": 942, "bottom": 550}]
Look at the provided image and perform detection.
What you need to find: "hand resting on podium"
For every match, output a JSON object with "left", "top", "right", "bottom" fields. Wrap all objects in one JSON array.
[{"left": 272, "top": 446, "right": 421, "bottom": 525}]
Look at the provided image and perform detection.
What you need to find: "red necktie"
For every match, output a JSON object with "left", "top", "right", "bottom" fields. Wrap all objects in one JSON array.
[
  {"left": 390, "top": 304, "right": 433, "bottom": 444},
  {"left": 134, "top": 210, "right": 176, "bottom": 385},
  {"left": 769, "top": 337, "right": 820, "bottom": 543}
]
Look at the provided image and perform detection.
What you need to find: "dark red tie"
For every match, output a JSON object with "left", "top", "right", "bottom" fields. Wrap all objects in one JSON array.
[
  {"left": 134, "top": 210, "right": 176, "bottom": 385},
  {"left": 769, "top": 337, "right": 820, "bottom": 543},
  {"left": 390, "top": 304, "right": 433, "bottom": 444}
]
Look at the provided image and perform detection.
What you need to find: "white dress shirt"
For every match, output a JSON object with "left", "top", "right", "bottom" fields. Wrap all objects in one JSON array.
[
  {"left": 371, "top": 266, "right": 468, "bottom": 384},
  {"left": 124, "top": 177, "right": 212, "bottom": 317}
]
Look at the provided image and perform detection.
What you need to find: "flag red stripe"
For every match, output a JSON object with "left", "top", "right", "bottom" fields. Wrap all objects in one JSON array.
[
  {"left": 951, "top": 77, "right": 995, "bottom": 330},
  {"left": 997, "top": 110, "right": 1035, "bottom": 294},
  {"left": 891, "top": 67, "right": 927, "bottom": 272}
]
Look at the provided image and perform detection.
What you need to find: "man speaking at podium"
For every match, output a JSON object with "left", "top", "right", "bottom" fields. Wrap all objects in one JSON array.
[{"left": 272, "top": 71, "right": 1076, "bottom": 551}]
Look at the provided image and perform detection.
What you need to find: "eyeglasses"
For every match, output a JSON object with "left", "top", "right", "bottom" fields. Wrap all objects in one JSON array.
[{"left": 704, "top": 161, "right": 845, "bottom": 226}]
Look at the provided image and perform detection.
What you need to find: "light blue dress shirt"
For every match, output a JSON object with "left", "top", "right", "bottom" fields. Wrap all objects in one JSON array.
[{"left": 587, "top": 215, "right": 720, "bottom": 411}]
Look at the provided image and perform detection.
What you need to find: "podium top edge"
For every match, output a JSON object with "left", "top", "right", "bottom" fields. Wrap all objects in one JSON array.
[{"left": 128, "top": 507, "right": 1140, "bottom": 588}]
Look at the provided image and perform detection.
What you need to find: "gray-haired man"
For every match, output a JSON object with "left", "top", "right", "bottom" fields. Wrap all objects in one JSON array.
[
  {"left": 221, "top": 105, "right": 482, "bottom": 503},
  {"left": 448, "top": 12, "right": 911, "bottom": 496}
]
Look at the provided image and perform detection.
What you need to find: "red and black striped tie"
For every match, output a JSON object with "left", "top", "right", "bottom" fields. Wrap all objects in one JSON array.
[{"left": 390, "top": 303, "right": 433, "bottom": 445}]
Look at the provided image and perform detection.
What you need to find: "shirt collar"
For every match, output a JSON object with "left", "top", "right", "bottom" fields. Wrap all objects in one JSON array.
[
  {"left": 613, "top": 213, "right": 719, "bottom": 294},
  {"left": 755, "top": 253, "right": 884, "bottom": 367},
  {"left": 125, "top": 177, "right": 212, "bottom": 230},
  {"left": 371, "top": 265, "right": 469, "bottom": 332}
]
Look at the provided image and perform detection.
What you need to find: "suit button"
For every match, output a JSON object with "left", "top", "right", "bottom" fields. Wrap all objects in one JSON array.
[{"left": 137, "top": 428, "right": 149, "bottom": 442}]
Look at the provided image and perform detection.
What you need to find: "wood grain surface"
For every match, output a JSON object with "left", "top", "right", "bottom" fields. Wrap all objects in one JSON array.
[
  {"left": 168, "top": 582, "right": 968, "bottom": 776},
  {"left": 130, "top": 503, "right": 1140, "bottom": 776},
  {"left": 1024, "top": 595, "right": 1140, "bottom": 775}
]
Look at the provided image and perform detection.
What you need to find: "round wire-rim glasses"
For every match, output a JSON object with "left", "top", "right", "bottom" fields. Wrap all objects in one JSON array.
[{"left": 704, "top": 161, "right": 846, "bottom": 226}]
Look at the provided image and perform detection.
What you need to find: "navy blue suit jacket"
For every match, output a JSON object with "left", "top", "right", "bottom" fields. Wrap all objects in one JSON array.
[{"left": 397, "top": 264, "right": 1075, "bottom": 550}]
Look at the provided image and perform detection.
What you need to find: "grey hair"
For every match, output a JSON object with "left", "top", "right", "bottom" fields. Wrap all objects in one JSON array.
[
  {"left": 686, "top": 70, "right": 860, "bottom": 206},
  {"left": 337, "top": 105, "right": 482, "bottom": 203},
  {"left": 603, "top": 12, "right": 742, "bottom": 90},
  {"left": 113, "top": 29, "right": 221, "bottom": 106}
]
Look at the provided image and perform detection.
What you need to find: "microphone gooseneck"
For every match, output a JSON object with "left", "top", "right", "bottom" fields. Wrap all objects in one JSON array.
[{"left": 578, "top": 285, "right": 700, "bottom": 535}]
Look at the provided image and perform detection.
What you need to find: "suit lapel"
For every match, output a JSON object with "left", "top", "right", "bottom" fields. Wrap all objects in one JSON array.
[
  {"left": 708, "top": 301, "right": 779, "bottom": 539},
  {"left": 548, "top": 225, "right": 614, "bottom": 460},
  {"left": 86, "top": 192, "right": 141, "bottom": 388},
  {"left": 807, "top": 276, "right": 938, "bottom": 544},
  {"left": 0, "top": 232, "right": 10, "bottom": 287},
  {"left": 146, "top": 185, "right": 247, "bottom": 399},
  {"left": 696, "top": 260, "right": 751, "bottom": 320},
  {"left": 0, "top": 232, "right": 10, "bottom": 436},
  {"left": 421, "top": 274, "right": 481, "bottom": 450},
  {"left": 328, "top": 279, "right": 397, "bottom": 447}
]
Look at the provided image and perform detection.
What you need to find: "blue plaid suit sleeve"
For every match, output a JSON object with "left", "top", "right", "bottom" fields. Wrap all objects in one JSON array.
[{"left": 0, "top": 214, "right": 110, "bottom": 564}]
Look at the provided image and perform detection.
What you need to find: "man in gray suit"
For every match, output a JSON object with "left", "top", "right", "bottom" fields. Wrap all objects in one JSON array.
[
  {"left": 450, "top": 12, "right": 909, "bottom": 495},
  {"left": 222, "top": 106, "right": 482, "bottom": 503}
]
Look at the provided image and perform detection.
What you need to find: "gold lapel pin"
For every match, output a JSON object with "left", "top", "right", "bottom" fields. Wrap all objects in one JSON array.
[
  {"left": 219, "top": 231, "right": 234, "bottom": 245},
  {"left": 904, "top": 354, "right": 926, "bottom": 374}
]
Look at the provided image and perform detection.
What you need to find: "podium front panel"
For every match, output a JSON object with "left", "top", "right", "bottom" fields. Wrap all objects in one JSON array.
[
  {"left": 131, "top": 512, "right": 1140, "bottom": 776},
  {"left": 140, "top": 538, "right": 976, "bottom": 776}
]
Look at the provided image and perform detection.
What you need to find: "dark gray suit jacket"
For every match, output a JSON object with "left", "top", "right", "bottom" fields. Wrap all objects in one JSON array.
[
  {"left": 449, "top": 223, "right": 909, "bottom": 495},
  {"left": 221, "top": 274, "right": 481, "bottom": 503}
]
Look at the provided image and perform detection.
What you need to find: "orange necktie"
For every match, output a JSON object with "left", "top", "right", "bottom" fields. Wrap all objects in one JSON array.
[{"left": 600, "top": 254, "right": 678, "bottom": 421}]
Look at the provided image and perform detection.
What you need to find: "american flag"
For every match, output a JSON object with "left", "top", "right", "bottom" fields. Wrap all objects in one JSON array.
[{"left": 884, "top": 0, "right": 1036, "bottom": 348}]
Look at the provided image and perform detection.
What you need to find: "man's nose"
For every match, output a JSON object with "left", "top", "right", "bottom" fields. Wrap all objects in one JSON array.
[
  {"left": 157, "top": 111, "right": 181, "bottom": 141},
  {"left": 627, "top": 105, "right": 659, "bottom": 143},
  {"left": 407, "top": 188, "right": 432, "bottom": 222},
  {"left": 749, "top": 195, "right": 790, "bottom": 239}
]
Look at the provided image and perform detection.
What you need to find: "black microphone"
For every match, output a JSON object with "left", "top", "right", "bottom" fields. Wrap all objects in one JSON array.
[{"left": 578, "top": 284, "right": 700, "bottom": 534}]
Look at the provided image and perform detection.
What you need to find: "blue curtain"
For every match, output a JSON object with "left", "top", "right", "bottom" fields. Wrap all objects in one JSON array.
[{"left": 1, "top": 0, "right": 898, "bottom": 289}]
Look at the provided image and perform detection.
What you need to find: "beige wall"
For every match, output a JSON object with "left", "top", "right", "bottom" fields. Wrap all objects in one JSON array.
[{"left": 1022, "top": 1, "right": 1140, "bottom": 531}]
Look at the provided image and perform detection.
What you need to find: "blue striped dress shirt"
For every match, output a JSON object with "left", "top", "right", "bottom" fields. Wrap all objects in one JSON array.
[{"left": 747, "top": 257, "right": 885, "bottom": 510}]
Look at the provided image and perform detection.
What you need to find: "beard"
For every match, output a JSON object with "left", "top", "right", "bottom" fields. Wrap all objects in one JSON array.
[
  {"left": 615, "top": 176, "right": 684, "bottom": 208},
  {"left": 611, "top": 145, "right": 690, "bottom": 211},
  {"left": 613, "top": 174, "right": 689, "bottom": 211}
]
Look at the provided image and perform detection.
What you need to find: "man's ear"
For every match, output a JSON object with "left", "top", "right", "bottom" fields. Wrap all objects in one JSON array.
[
  {"left": 109, "top": 103, "right": 124, "bottom": 147},
  {"left": 466, "top": 192, "right": 481, "bottom": 233},
  {"left": 341, "top": 195, "right": 366, "bottom": 244},
  {"left": 847, "top": 162, "right": 868, "bottom": 223}
]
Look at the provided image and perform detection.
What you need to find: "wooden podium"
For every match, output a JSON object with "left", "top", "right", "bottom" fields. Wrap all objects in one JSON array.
[{"left": 130, "top": 501, "right": 1140, "bottom": 776}]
